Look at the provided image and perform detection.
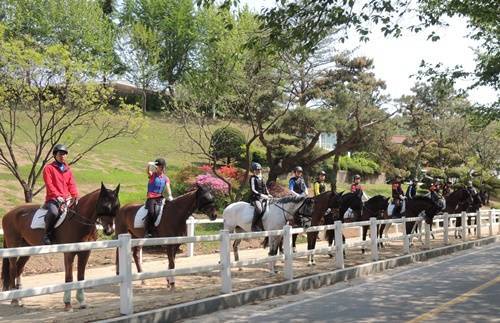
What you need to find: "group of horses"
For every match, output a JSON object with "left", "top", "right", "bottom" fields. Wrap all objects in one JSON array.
[{"left": 0, "top": 182, "right": 484, "bottom": 311}]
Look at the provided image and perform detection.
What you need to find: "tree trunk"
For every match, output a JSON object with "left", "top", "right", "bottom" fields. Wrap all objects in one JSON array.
[
  {"left": 23, "top": 188, "right": 33, "bottom": 203},
  {"left": 331, "top": 153, "right": 340, "bottom": 191},
  {"left": 142, "top": 89, "right": 147, "bottom": 113}
]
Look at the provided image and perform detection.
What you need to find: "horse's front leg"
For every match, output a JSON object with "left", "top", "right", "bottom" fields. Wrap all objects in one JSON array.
[
  {"left": 166, "top": 245, "right": 176, "bottom": 289},
  {"left": 268, "top": 237, "right": 279, "bottom": 275},
  {"left": 8, "top": 257, "right": 21, "bottom": 306},
  {"left": 63, "top": 252, "right": 77, "bottom": 311},
  {"left": 291, "top": 233, "right": 298, "bottom": 253},
  {"left": 76, "top": 251, "right": 91, "bottom": 309},
  {"left": 361, "top": 225, "right": 368, "bottom": 254},
  {"left": 307, "top": 232, "right": 318, "bottom": 266},
  {"left": 378, "top": 224, "right": 386, "bottom": 249}
]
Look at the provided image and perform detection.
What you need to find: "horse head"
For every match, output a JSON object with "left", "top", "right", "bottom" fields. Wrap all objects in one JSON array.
[
  {"left": 294, "top": 197, "right": 315, "bottom": 228},
  {"left": 195, "top": 185, "right": 217, "bottom": 221},
  {"left": 95, "top": 182, "right": 121, "bottom": 235}
]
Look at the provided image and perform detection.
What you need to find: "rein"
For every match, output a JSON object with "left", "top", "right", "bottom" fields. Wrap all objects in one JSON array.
[{"left": 271, "top": 198, "right": 310, "bottom": 224}]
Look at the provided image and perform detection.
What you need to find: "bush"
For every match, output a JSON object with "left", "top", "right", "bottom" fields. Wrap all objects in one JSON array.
[
  {"left": 210, "top": 127, "right": 246, "bottom": 164},
  {"left": 338, "top": 154, "right": 380, "bottom": 175}
]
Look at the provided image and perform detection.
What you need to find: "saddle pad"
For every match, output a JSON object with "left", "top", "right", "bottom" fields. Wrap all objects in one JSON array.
[
  {"left": 344, "top": 208, "right": 354, "bottom": 219},
  {"left": 133, "top": 202, "right": 165, "bottom": 229},
  {"left": 30, "top": 208, "right": 67, "bottom": 230}
]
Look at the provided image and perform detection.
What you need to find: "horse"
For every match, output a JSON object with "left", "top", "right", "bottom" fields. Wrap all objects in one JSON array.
[
  {"left": 114, "top": 185, "right": 217, "bottom": 288},
  {"left": 444, "top": 188, "right": 474, "bottom": 238},
  {"left": 360, "top": 195, "right": 390, "bottom": 253},
  {"left": 223, "top": 195, "right": 315, "bottom": 274},
  {"left": 1, "top": 183, "right": 120, "bottom": 310},
  {"left": 300, "top": 191, "right": 343, "bottom": 266},
  {"left": 319, "top": 192, "right": 364, "bottom": 257},
  {"left": 457, "top": 190, "right": 485, "bottom": 236}
]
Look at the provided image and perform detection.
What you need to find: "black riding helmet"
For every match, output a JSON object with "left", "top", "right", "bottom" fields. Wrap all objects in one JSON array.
[
  {"left": 155, "top": 158, "right": 166, "bottom": 168},
  {"left": 319, "top": 170, "right": 326, "bottom": 176},
  {"left": 53, "top": 144, "right": 68, "bottom": 155},
  {"left": 294, "top": 166, "right": 303, "bottom": 172},
  {"left": 251, "top": 162, "right": 262, "bottom": 171}
]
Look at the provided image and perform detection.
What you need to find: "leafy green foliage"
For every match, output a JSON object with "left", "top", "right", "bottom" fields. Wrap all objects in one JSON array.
[
  {"left": 210, "top": 127, "right": 246, "bottom": 164},
  {"left": 338, "top": 154, "right": 380, "bottom": 175}
]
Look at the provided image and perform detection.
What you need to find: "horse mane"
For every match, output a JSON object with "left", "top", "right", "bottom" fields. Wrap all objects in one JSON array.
[
  {"left": 272, "top": 195, "right": 305, "bottom": 204},
  {"left": 412, "top": 195, "right": 432, "bottom": 202}
]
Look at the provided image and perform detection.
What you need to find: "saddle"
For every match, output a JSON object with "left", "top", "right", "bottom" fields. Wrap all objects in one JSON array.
[
  {"left": 30, "top": 207, "right": 68, "bottom": 230},
  {"left": 387, "top": 199, "right": 406, "bottom": 218},
  {"left": 133, "top": 199, "right": 165, "bottom": 229}
]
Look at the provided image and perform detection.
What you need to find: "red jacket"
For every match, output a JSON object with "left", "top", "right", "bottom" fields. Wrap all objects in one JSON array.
[
  {"left": 351, "top": 183, "right": 363, "bottom": 193},
  {"left": 43, "top": 161, "right": 79, "bottom": 202}
]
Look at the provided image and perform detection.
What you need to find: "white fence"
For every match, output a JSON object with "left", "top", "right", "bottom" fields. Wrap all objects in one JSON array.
[{"left": 0, "top": 210, "right": 499, "bottom": 316}]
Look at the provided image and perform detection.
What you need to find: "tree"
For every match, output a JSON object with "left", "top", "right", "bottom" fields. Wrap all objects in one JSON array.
[
  {"left": 121, "top": 0, "right": 199, "bottom": 101},
  {"left": 210, "top": 127, "right": 246, "bottom": 164},
  {"left": 0, "top": 0, "right": 119, "bottom": 75},
  {"left": 0, "top": 26, "right": 141, "bottom": 202}
]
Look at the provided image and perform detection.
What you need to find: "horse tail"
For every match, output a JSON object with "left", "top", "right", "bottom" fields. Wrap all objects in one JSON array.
[{"left": 1, "top": 241, "right": 9, "bottom": 289}]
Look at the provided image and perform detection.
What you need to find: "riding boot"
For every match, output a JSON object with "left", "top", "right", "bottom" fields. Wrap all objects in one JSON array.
[
  {"left": 144, "top": 216, "right": 154, "bottom": 238},
  {"left": 251, "top": 210, "right": 262, "bottom": 232},
  {"left": 43, "top": 212, "right": 56, "bottom": 245}
]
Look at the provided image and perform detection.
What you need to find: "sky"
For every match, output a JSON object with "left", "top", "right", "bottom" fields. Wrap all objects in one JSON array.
[{"left": 242, "top": 0, "right": 498, "bottom": 106}]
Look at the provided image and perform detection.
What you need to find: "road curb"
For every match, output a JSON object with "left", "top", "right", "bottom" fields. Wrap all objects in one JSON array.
[{"left": 100, "top": 236, "right": 499, "bottom": 323}]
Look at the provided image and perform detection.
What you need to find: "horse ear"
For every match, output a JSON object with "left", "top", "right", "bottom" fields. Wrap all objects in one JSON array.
[
  {"left": 386, "top": 197, "right": 390, "bottom": 202},
  {"left": 114, "top": 184, "right": 120, "bottom": 196},
  {"left": 101, "top": 181, "right": 106, "bottom": 191}
]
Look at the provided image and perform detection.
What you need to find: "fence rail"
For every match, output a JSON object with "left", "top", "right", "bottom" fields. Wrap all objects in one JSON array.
[{"left": 0, "top": 209, "right": 499, "bottom": 316}]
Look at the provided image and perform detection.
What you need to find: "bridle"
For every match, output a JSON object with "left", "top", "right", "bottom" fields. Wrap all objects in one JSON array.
[{"left": 272, "top": 198, "right": 312, "bottom": 224}]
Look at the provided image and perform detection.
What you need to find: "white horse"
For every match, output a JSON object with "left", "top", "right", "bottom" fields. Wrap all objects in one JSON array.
[{"left": 223, "top": 195, "right": 315, "bottom": 274}]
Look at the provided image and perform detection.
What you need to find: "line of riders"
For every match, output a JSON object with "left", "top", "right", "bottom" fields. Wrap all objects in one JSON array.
[{"left": 41, "top": 144, "right": 481, "bottom": 244}]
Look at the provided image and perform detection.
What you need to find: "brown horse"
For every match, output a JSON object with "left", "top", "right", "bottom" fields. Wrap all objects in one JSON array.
[
  {"left": 1, "top": 182, "right": 120, "bottom": 310},
  {"left": 114, "top": 185, "right": 217, "bottom": 288}
]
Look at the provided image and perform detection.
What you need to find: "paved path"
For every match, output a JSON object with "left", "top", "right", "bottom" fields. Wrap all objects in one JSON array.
[{"left": 182, "top": 242, "right": 500, "bottom": 323}]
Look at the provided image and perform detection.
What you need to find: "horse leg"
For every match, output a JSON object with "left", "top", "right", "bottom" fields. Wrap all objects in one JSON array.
[
  {"left": 63, "top": 252, "right": 77, "bottom": 311},
  {"left": 384, "top": 223, "right": 391, "bottom": 238},
  {"left": 291, "top": 234, "right": 297, "bottom": 253},
  {"left": 76, "top": 251, "right": 91, "bottom": 309},
  {"left": 166, "top": 246, "right": 176, "bottom": 289},
  {"left": 131, "top": 246, "right": 145, "bottom": 285},
  {"left": 328, "top": 229, "right": 335, "bottom": 258},
  {"left": 430, "top": 222, "right": 435, "bottom": 240},
  {"left": 268, "top": 237, "right": 279, "bottom": 275},
  {"left": 307, "top": 232, "right": 318, "bottom": 266},
  {"left": 233, "top": 239, "right": 242, "bottom": 271},
  {"left": 378, "top": 224, "right": 386, "bottom": 249},
  {"left": 8, "top": 257, "right": 21, "bottom": 306},
  {"left": 361, "top": 225, "right": 368, "bottom": 254}
]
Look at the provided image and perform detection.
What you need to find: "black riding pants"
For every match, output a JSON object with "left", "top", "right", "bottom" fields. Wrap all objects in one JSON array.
[
  {"left": 145, "top": 197, "right": 163, "bottom": 227},
  {"left": 44, "top": 200, "right": 60, "bottom": 233}
]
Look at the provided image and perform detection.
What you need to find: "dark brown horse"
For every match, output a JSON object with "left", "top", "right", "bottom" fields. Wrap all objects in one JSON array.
[
  {"left": 114, "top": 185, "right": 217, "bottom": 288},
  {"left": 1, "top": 183, "right": 120, "bottom": 310}
]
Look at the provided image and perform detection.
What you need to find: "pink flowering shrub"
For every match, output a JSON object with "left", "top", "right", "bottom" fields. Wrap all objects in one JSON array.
[{"left": 195, "top": 174, "right": 229, "bottom": 195}]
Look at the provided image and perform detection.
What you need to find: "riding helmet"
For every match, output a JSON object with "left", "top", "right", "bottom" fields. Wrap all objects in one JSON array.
[
  {"left": 354, "top": 174, "right": 361, "bottom": 180},
  {"left": 52, "top": 144, "right": 68, "bottom": 155},
  {"left": 294, "top": 166, "right": 303, "bottom": 172},
  {"left": 251, "top": 162, "right": 262, "bottom": 171},
  {"left": 154, "top": 158, "right": 166, "bottom": 168},
  {"left": 319, "top": 170, "right": 327, "bottom": 176}
]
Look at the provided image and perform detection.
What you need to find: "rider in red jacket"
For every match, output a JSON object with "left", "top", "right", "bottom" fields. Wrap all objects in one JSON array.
[{"left": 42, "top": 144, "right": 79, "bottom": 244}]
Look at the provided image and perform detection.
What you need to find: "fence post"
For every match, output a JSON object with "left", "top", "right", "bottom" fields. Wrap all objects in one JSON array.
[
  {"left": 370, "top": 217, "right": 379, "bottom": 261},
  {"left": 334, "top": 221, "right": 344, "bottom": 269},
  {"left": 489, "top": 210, "right": 494, "bottom": 236},
  {"left": 283, "top": 225, "right": 293, "bottom": 280},
  {"left": 219, "top": 230, "right": 232, "bottom": 294},
  {"left": 461, "top": 211, "right": 467, "bottom": 242},
  {"left": 118, "top": 234, "right": 133, "bottom": 315},
  {"left": 402, "top": 217, "right": 410, "bottom": 254},
  {"left": 187, "top": 216, "right": 195, "bottom": 257},
  {"left": 424, "top": 223, "right": 431, "bottom": 250},
  {"left": 443, "top": 213, "right": 449, "bottom": 245},
  {"left": 476, "top": 210, "right": 481, "bottom": 239}
]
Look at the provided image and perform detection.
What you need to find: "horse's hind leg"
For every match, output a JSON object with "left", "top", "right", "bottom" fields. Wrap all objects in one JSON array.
[
  {"left": 15, "top": 256, "right": 30, "bottom": 290},
  {"left": 76, "top": 251, "right": 91, "bottom": 309},
  {"left": 233, "top": 239, "right": 242, "bottom": 271},
  {"left": 63, "top": 252, "right": 77, "bottom": 311},
  {"left": 8, "top": 257, "right": 22, "bottom": 306},
  {"left": 378, "top": 224, "right": 386, "bottom": 249},
  {"left": 166, "top": 246, "right": 176, "bottom": 289},
  {"left": 361, "top": 225, "right": 368, "bottom": 254}
]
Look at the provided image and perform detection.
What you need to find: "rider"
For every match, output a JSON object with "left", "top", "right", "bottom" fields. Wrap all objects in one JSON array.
[
  {"left": 42, "top": 144, "right": 79, "bottom": 245},
  {"left": 466, "top": 180, "right": 477, "bottom": 196},
  {"left": 313, "top": 170, "right": 327, "bottom": 196},
  {"left": 289, "top": 166, "right": 308, "bottom": 196},
  {"left": 351, "top": 174, "right": 364, "bottom": 199},
  {"left": 249, "top": 162, "right": 272, "bottom": 232},
  {"left": 442, "top": 179, "right": 452, "bottom": 197},
  {"left": 429, "top": 178, "right": 442, "bottom": 203},
  {"left": 144, "top": 158, "right": 173, "bottom": 238},
  {"left": 391, "top": 175, "right": 405, "bottom": 217},
  {"left": 405, "top": 178, "right": 418, "bottom": 199}
]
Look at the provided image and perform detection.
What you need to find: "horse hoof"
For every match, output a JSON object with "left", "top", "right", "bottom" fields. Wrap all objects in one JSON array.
[
  {"left": 169, "top": 283, "right": 176, "bottom": 290},
  {"left": 11, "top": 299, "right": 23, "bottom": 307},
  {"left": 312, "top": 261, "right": 316, "bottom": 266},
  {"left": 79, "top": 302, "right": 88, "bottom": 309},
  {"left": 328, "top": 254, "right": 334, "bottom": 259},
  {"left": 238, "top": 267, "right": 243, "bottom": 272},
  {"left": 64, "top": 303, "right": 73, "bottom": 312}
]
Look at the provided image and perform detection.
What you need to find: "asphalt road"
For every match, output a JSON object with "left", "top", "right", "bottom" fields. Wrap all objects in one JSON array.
[{"left": 182, "top": 242, "right": 500, "bottom": 323}]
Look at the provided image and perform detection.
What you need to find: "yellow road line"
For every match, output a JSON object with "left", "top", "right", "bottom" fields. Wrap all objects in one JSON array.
[{"left": 408, "top": 275, "right": 500, "bottom": 323}]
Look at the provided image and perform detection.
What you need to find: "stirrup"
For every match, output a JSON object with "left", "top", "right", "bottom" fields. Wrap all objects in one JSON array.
[
  {"left": 43, "top": 234, "right": 52, "bottom": 245},
  {"left": 251, "top": 224, "right": 262, "bottom": 232}
]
